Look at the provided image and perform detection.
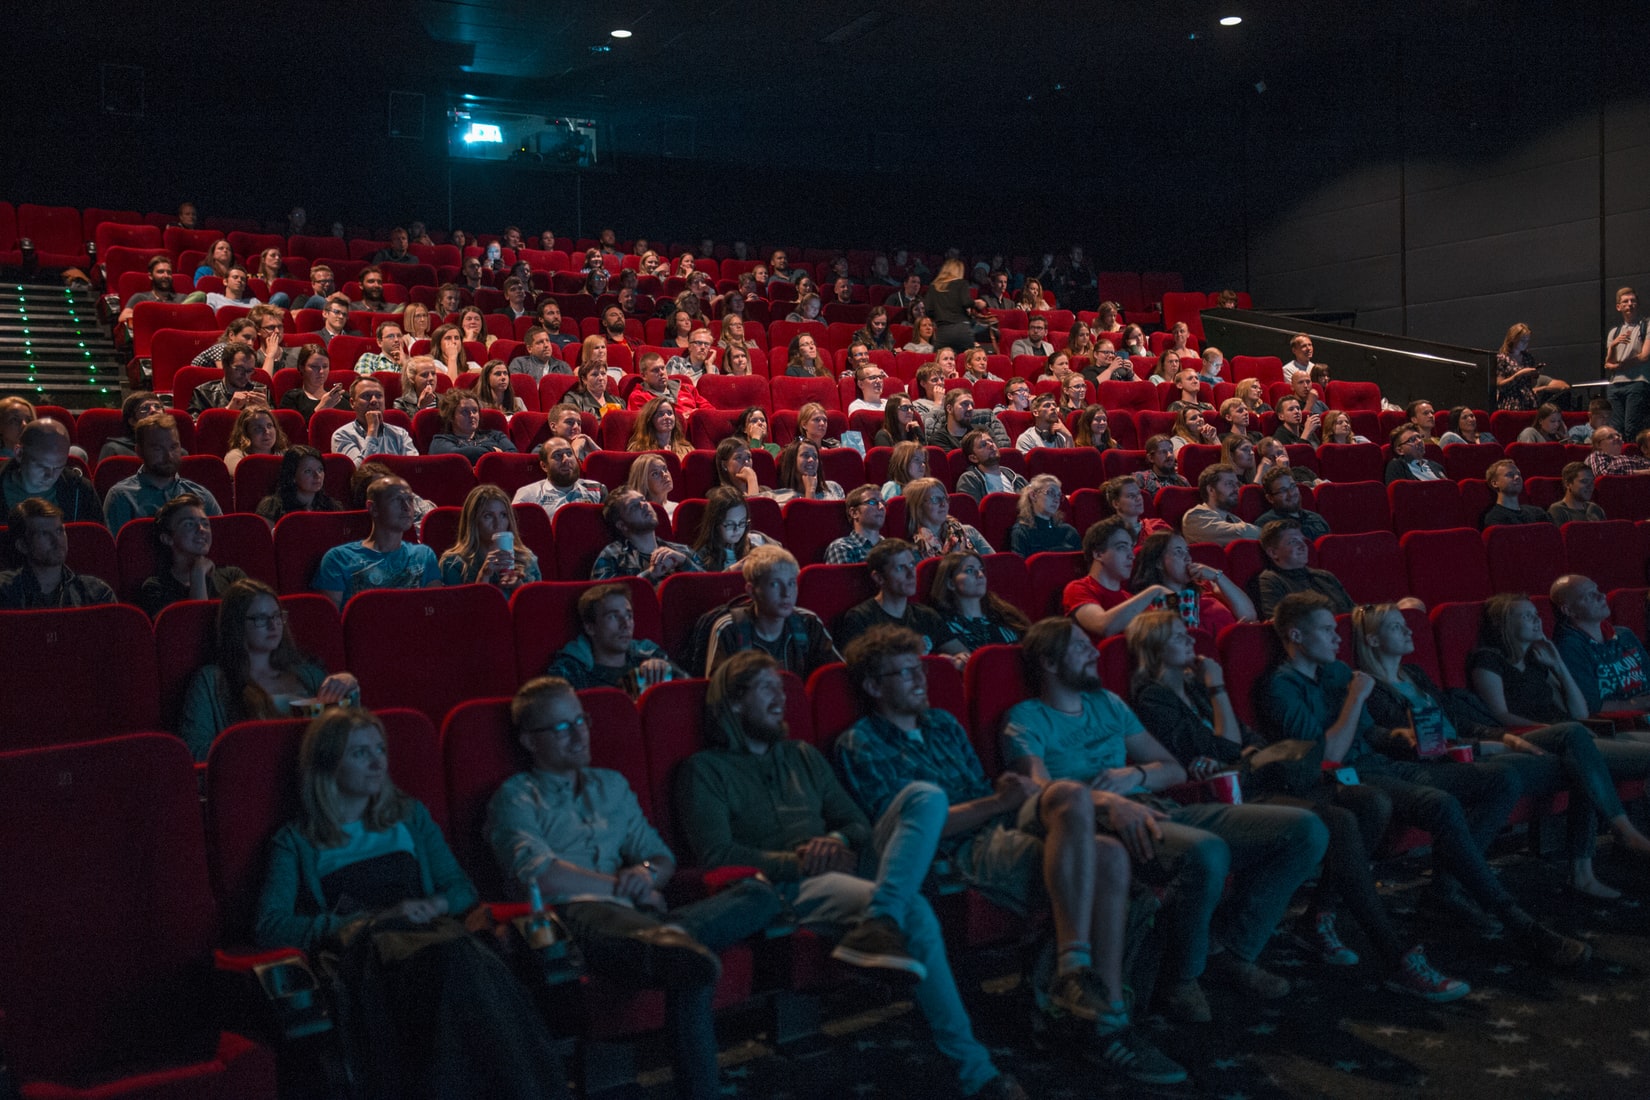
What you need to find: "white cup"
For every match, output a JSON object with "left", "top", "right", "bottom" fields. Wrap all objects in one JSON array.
[{"left": 492, "top": 532, "right": 514, "bottom": 555}]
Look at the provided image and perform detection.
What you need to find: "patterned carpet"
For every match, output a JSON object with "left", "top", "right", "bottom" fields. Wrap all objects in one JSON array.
[{"left": 618, "top": 841, "right": 1650, "bottom": 1099}]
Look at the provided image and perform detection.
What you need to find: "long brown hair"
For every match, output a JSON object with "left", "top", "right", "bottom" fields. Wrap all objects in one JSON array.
[
  {"left": 215, "top": 579, "right": 316, "bottom": 724},
  {"left": 298, "top": 708, "right": 410, "bottom": 848},
  {"left": 929, "top": 551, "right": 1029, "bottom": 632}
]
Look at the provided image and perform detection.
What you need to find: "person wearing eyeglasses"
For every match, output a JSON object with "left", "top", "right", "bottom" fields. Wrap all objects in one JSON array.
[
  {"left": 546, "top": 584, "right": 683, "bottom": 694},
  {"left": 189, "top": 343, "right": 271, "bottom": 417},
  {"left": 488, "top": 676, "right": 782, "bottom": 1100},
  {"left": 665, "top": 327, "right": 719, "bottom": 381},
  {"left": 314, "top": 294, "right": 360, "bottom": 345},
  {"left": 824, "top": 485, "right": 888, "bottom": 565},
  {"left": 1383, "top": 426, "right": 1447, "bottom": 483},
  {"left": 175, "top": 579, "right": 358, "bottom": 761}
]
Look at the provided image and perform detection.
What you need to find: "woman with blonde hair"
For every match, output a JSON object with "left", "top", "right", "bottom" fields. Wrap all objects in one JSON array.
[
  {"left": 1320, "top": 409, "right": 1370, "bottom": 446},
  {"left": 254, "top": 707, "right": 569, "bottom": 1097},
  {"left": 923, "top": 258, "right": 978, "bottom": 353},
  {"left": 394, "top": 355, "right": 443, "bottom": 417},
  {"left": 401, "top": 301, "right": 433, "bottom": 345},
  {"left": 1009, "top": 474, "right": 1080, "bottom": 555},
  {"left": 438, "top": 484, "right": 539, "bottom": 588},
  {"left": 1170, "top": 407, "right": 1220, "bottom": 453},
  {"left": 880, "top": 439, "right": 930, "bottom": 500},
  {"left": 625, "top": 452, "right": 678, "bottom": 517},
  {"left": 1235, "top": 377, "right": 1272, "bottom": 414},
  {"left": 929, "top": 550, "right": 1029, "bottom": 650},
  {"left": 904, "top": 477, "right": 991, "bottom": 557},
  {"left": 717, "top": 314, "right": 752, "bottom": 357},
  {"left": 224, "top": 406, "right": 290, "bottom": 475},
  {"left": 795, "top": 401, "right": 840, "bottom": 449},
  {"left": 627, "top": 396, "right": 692, "bottom": 458}
]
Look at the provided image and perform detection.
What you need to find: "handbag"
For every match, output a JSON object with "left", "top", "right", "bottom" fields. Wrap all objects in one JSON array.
[{"left": 1240, "top": 738, "right": 1325, "bottom": 797}]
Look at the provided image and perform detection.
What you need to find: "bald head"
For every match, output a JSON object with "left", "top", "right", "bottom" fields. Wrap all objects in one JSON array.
[
  {"left": 19, "top": 418, "right": 71, "bottom": 453},
  {"left": 15, "top": 419, "right": 72, "bottom": 493},
  {"left": 1549, "top": 574, "right": 1605, "bottom": 623}
]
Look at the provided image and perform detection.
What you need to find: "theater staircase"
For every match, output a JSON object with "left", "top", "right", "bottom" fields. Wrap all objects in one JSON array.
[{"left": 0, "top": 283, "right": 124, "bottom": 408}]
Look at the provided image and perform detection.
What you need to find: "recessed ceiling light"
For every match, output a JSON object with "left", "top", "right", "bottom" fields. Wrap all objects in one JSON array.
[
  {"left": 1219, "top": 16, "right": 1243, "bottom": 26},
  {"left": 610, "top": 29, "right": 632, "bottom": 38}
]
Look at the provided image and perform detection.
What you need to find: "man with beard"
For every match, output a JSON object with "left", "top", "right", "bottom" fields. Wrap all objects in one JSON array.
[
  {"left": 512, "top": 437, "right": 606, "bottom": 521},
  {"left": 591, "top": 489, "right": 700, "bottom": 584},
  {"left": 118, "top": 255, "right": 180, "bottom": 326},
  {"left": 104, "top": 414, "right": 224, "bottom": 531},
  {"left": 349, "top": 266, "right": 403, "bottom": 314}
]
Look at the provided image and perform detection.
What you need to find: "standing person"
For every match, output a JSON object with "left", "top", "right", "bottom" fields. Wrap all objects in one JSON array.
[
  {"left": 1606, "top": 287, "right": 1650, "bottom": 438},
  {"left": 257, "top": 709, "right": 570, "bottom": 1100},
  {"left": 924, "top": 259, "right": 988, "bottom": 353},
  {"left": 1127, "top": 611, "right": 1468, "bottom": 1001}
]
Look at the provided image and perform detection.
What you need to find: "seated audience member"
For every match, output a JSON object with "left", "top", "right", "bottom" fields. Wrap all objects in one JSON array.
[
  {"left": 331, "top": 377, "right": 418, "bottom": 461},
  {"left": 875, "top": 395, "right": 927, "bottom": 448},
  {"left": 847, "top": 361, "right": 889, "bottom": 414},
  {"left": 905, "top": 477, "right": 992, "bottom": 558},
  {"left": 430, "top": 388, "right": 514, "bottom": 460},
  {"left": 562, "top": 360, "right": 622, "bottom": 417},
  {"left": 1438, "top": 406, "right": 1495, "bottom": 446},
  {"left": 1480, "top": 460, "right": 1552, "bottom": 526},
  {"left": 547, "top": 584, "right": 683, "bottom": 692},
  {"left": 1221, "top": 434, "right": 1259, "bottom": 484},
  {"left": 1405, "top": 400, "right": 1440, "bottom": 446},
  {"left": 191, "top": 320, "right": 258, "bottom": 367},
  {"left": 1133, "top": 531, "right": 1255, "bottom": 640},
  {"left": 794, "top": 402, "right": 842, "bottom": 452},
  {"left": 834, "top": 539, "right": 966, "bottom": 664},
  {"left": 1070, "top": 404, "right": 1115, "bottom": 454},
  {"left": 929, "top": 550, "right": 1029, "bottom": 649},
  {"left": 955, "top": 429, "right": 1027, "bottom": 502},
  {"left": 542, "top": 403, "right": 600, "bottom": 465},
  {"left": 704, "top": 546, "right": 838, "bottom": 677},
  {"left": 1253, "top": 466, "right": 1329, "bottom": 540},
  {"left": 690, "top": 486, "right": 775, "bottom": 573},
  {"left": 118, "top": 255, "right": 181, "bottom": 326},
  {"left": 880, "top": 440, "right": 931, "bottom": 502},
  {"left": 909, "top": 364, "right": 950, "bottom": 421},
  {"left": 677, "top": 653, "right": 1036, "bottom": 1097},
  {"left": 353, "top": 319, "right": 411, "bottom": 376},
  {"left": 1235, "top": 378, "right": 1273, "bottom": 415},
  {"left": 1016, "top": 392, "right": 1073, "bottom": 451},
  {"left": 202, "top": 264, "right": 260, "bottom": 312},
  {"left": 487, "top": 678, "right": 781, "bottom": 1100},
  {"left": 628, "top": 353, "right": 706, "bottom": 420},
  {"left": 1551, "top": 575, "right": 1650, "bottom": 719},
  {"left": 1161, "top": 369, "right": 1210, "bottom": 419},
  {"left": 176, "top": 579, "right": 358, "bottom": 760},
  {"left": 255, "top": 446, "right": 340, "bottom": 523},
  {"left": 1257, "top": 593, "right": 1589, "bottom": 965},
  {"left": 104, "top": 415, "right": 222, "bottom": 531},
  {"left": 960, "top": 346, "right": 1001, "bottom": 384},
  {"left": 258, "top": 708, "right": 570, "bottom": 1099},
  {"left": 509, "top": 325, "right": 571, "bottom": 382},
  {"left": 771, "top": 440, "right": 845, "bottom": 503},
  {"left": 1269, "top": 396, "right": 1318, "bottom": 447},
  {"left": 1009, "top": 316, "right": 1055, "bottom": 359},
  {"left": 281, "top": 347, "right": 346, "bottom": 420},
  {"left": 438, "top": 485, "right": 540, "bottom": 589},
  {"left": 1584, "top": 425, "right": 1650, "bottom": 477},
  {"left": 1359, "top": 601, "right": 1647, "bottom": 902},
  {"left": 100, "top": 391, "right": 167, "bottom": 460},
  {"left": 1136, "top": 435, "right": 1189, "bottom": 497},
  {"left": 726, "top": 406, "right": 774, "bottom": 458},
  {"left": 833, "top": 626, "right": 1185, "bottom": 1085},
  {"left": 349, "top": 461, "right": 434, "bottom": 525},
  {"left": 1218, "top": 399, "right": 1261, "bottom": 445},
  {"left": 1254, "top": 519, "right": 1424, "bottom": 618},
  {"left": 136, "top": 494, "right": 246, "bottom": 617},
  {"left": 1550, "top": 462, "right": 1605, "bottom": 523},
  {"left": 1102, "top": 476, "right": 1170, "bottom": 548},
  {"left": 512, "top": 437, "right": 606, "bottom": 521},
  {"left": 189, "top": 344, "right": 270, "bottom": 417},
  {"left": 223, "top": 406, "right": 289, "bottom": 475},
  {"left": 313, "top": 476, "right": 441, "bottom": 608},
  {"left": 927, "top": 389, "right": 979, "bottom": 450},
  {"left": 0, "top": 498, "right": 114, "bottom": 608},
  {"left": 712, "top": 438, "right": 763, "bottom": 497},
  {"left": 1007, "top": 617, "right": 1328, "bottom": 1014},
  {"left": 1383, "top": 427, "right": 1445, "bottom": 483},
  {"left": 1128, "top": 611, "right": 1468, "bottom": 1000},
  {"left": 1169, "top": 407, "right": 1220, "bottom": 454},
  {"left": 783, "top": 332, "right": 832, "bottom": 379},
  {"left": 666, "top": 328, "right": 719, "bottom": 380},
  {"left": 1318, "top": 410, "right": 1368, "bottom": 447},
  {"left": 392, "top": 356, "right": 443, "bottom": 418},
  {"left": 1065, "top": 517, "right": 1176, "bottom": 639},
  {"left": 1282, "top": 333, "right": 1317, "bottom": 382},
  {"left": 2, "top": 419, "right": 101, "bottom": 525},
  {"left": 628, "top": 453, "right": 679, "bottom": 519},
  {"left": 591, "top": 489, "right": 699, "bottom": 584},
  {"left": 825, "top": 485, "right": 888, "bottom": 565},
  {"left": 1567, "top": 397, "right": 1613, "bottom": 444},
  {"left": 370, "top": 227, "right": 414, "bottom": 266},
  {"left": 628, "top": 397, "right": 694, "bottom": 460},
  {"left": 1516, "top": 403, "right": 1568, "bottom": 444},
  {"left": 1181, "top": 464, "right": 1260, "bottom": 547},
  {"left": 1056, "top": 372, "right": 1090, "bottom": 416},
  {"left": 463, "top": 351, "right": 510, "bottom": 409},
  {"left": 1009, "top": 474, "right": 1080, "bottom": 555},
  {"left": 1287, "top": 372, "right": 1328, "bottom": 419},
  {"left": 1199, "top": 345, "right": 1226, "bottom": 384}
]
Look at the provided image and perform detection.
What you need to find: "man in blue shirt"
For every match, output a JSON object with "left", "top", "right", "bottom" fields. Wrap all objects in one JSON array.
[
  {"left": 103, "top": 414, "right": 222, "bottom": 532},
  {"left": 313, "top": 475, "right": 441, "bottom": 608}
]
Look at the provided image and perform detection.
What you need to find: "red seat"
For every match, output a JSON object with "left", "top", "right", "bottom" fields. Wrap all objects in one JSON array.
[
  {"left": 1315, "top": 444, "right": 1384, "bottom": 485},
  {"left": 149, "top": 329, "right": 223, "bottom": 390},
  {"left": 62, "top": 521, "right": 118, "bottom": 587},
  {"left": 114, "top": 513, "right": 277, "bottom": 603},
  {"left": 1482, "top": 523, "right": 1567, "bottom": 596},
  {"left": 1095, "top": 381, "right": 1157, "bottom": 414},
  {"left": 782, "top": 498, "right": 853, "bottom": 562},
  {"left": 657, "top": 570, "right": 752, "bottom": 667},
  {"left": 1024, "top": 447, "right": 1106, "bottom": 490},
  {"left": 1610, "top": 587, "right": 1649, "bottom": 639},
  {"left": 233, "top": 452, "right": 352, "bottom": 513},
  {"left": 1429, "top": 601, "right": 1487, "bottom": 689},
  {"left": 344, "top": 585, "right": 515, "bottom": 721},
  {"left": 1154, "top": 485, "right": 1201, "bottom": 532},
  {"left": 474, "top": 451, "right": 545, "bottom": 498},
  {"left": 1593, "top": 475, "right": 1650, "bottom": 523},
  {"left": 1561, "top": 520, "right": 1648, "bottom": 592},
  {"left": 1024, "top": 550, "right": 1087, "bottom": 616},
  {"left": 1311, "top": 480, "right": 1390, "bottom": 534},
  {"left": 1324, "top": 380, "right": 1382, "bottom": 412},
  {"left": 1504, "top": 441, "right": 1573, "bottom": 479},
  {"left": 1388, "top": 480, "right": 1464, "bottom": 533},
  {"left": 1315, "top": 531, "right": 1409, "bottom": 604},
  {"left": 17, "top": 202, "right": 90, "bottom": 266},
  {"left": 272, "top": 510, "right": 372, "bottom": 593},
  {"left": 1402, "top": 528, "right": 1492, "bottom": 608},
  {"left": 372, "top": 453, "right": 478, "bottom": 507},
  {"left": 1230, "top": 356, "right": 1284, "bottom": 385},
  {"left": 1222, "top": 539, "right": 1268, "bottom": 594},
  {"left": 509, "top": 577, "right": 661, "bottom": 684},
  {"left": 131, "top": 302, "right": 217, "bottom": 358},
  {"left": 1217, "top": 621, "right": 1285, "bottom": 727},
  {"left": 770, "top": 375, "right": 840, "bottom": 412},
  {"left": 551, "top": 501, "right": 619, "bottom": 580},
  {"left": 808, "top": 656, "right": 964, "bottom": 756},
  {"left": 0, "top": 735, "right": 277, "bottom": 1098},
  {"left": 797, "top": 562, "right": 876, "bottom": 633},
  {"left": 0, "top": 604, "right": 160, "bottom": 749},
  {"left": 1440, "top": 442, "right": 1505, "bottom": 483},
  {"left": 1175, "top": 443, "right": 1223, "bottom": 483},
  {"left": 696, "top": 373, "right": 771, "bottom": 411},
  {"left": 963, "top": 645, "right": 1031, "bottom": 777}
]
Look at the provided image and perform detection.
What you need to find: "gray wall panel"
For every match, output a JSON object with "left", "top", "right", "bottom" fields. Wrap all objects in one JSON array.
[
  {"left": 1405, "top": 158, "right": 1599, "bottom": 248},
  {"left": 1406, "top": 221, "right": 1598, "bottom": 303}
]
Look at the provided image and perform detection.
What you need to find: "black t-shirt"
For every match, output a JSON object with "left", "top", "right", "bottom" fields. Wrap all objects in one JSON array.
[
  {"left": 834, "top": 598, "right": 956, "bottom": 655},
  {"left": 136, "top": 566, "right": 248, "bottom": 619},
  {"left": 1464, "top": 647, "right": 1566, "bottom": 724}
]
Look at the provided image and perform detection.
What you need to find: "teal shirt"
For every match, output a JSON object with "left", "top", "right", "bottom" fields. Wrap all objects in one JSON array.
[
  {"left": 1000, "top": 692, "right": 1144, "bottom": 781},
  {"left": 175, "top": 662, "right": 328, "bottom": 762}
]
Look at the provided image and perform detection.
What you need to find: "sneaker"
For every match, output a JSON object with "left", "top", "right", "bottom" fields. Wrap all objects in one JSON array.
[
  {"left": 1420, "top": 882, "right": 1503, "bottom": 936},
  {"left": 1384, "top": 945, "right": 1470, "bottom": 1003},
  {"left": 1206, "top": 953, "right": 1291, "bottom": 999},
  {"left": 830, "top": 915, "right": 927, "bottom": 983},
  {"left": 1045, "top": 969, "right": 1104, "bottom": 1023},
  {"left": 970, "top": 1073, "right": 1030, "bottom": 1100},
  {"left": 1298, "top": 910, "right": 1359, "bottom": 967},
  {"left": 1520, "top": 922, "right": 1592, "bottom": 969},
  {"left": 1089, "top": 1026, "right": 1190, "bottom": 1086},
  {"left": 1159, "top": 979, "right": 1212, "bottom": 1023}
]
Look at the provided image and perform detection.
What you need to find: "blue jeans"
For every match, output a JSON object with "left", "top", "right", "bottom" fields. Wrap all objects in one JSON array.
[
  {"left": 560, "top": 878, "right": 781, "bottom": 1100},
  {"left": 1144, "top": 803, "right": 1328, "bottom": 980},
  {"left": 1610, "top": 380, "right": 1650, "bottom": 440},
  {"left": 789, "top": 782, "right": 999, "bottom": 1096}
]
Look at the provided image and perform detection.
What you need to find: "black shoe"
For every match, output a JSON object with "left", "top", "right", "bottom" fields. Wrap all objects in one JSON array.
[
  {"left": 830, "top": 915, "right": 927, "bottom": 983},
  {"left": 1521, "top": 922, "right": 1592, "bottom": 969},
  {"left": 628, "top": 926, "right": 721, "bottom": 987}
]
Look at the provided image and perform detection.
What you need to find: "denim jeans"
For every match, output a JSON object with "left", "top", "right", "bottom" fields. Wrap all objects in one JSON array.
[
  {"left": 560, "top": 878, "right": 781, "bottom": 1100},
  {"left": 1388, "top": 758, "right": 1523, "bottom": 854},
  {"left": 1142, "top": 803, "right": 1328, "bottom": 980},
  {"left": 1357, "top": 761, "right": 1519, "bottom": 915},
  {"left": 789, "top": 782, "right": 999, "bottom": 1095},
  {"left": 1610, "top": 380, "right": 1650, "bottom": 440}
]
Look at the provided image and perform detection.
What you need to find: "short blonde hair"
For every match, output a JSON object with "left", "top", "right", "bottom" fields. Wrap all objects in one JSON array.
[{"left": 741, "top": 544, "right": 799, "bottom": 586}]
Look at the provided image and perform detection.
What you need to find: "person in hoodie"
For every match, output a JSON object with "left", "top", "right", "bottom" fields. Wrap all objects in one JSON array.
[
  {"left": 545, "top": 583, "right": 684, "bottom": 695},
  {"left": 674, "top": 651, "right": 1030, "bottom": 1100}
]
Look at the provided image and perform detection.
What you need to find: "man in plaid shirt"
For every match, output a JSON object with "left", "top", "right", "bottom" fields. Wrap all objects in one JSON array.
[
  {"left": 823, "top": 486, "right": 886, "bottom": 564},
  {"left": 1584, "top": 427, "right": 1650, "bottom": 478}
]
